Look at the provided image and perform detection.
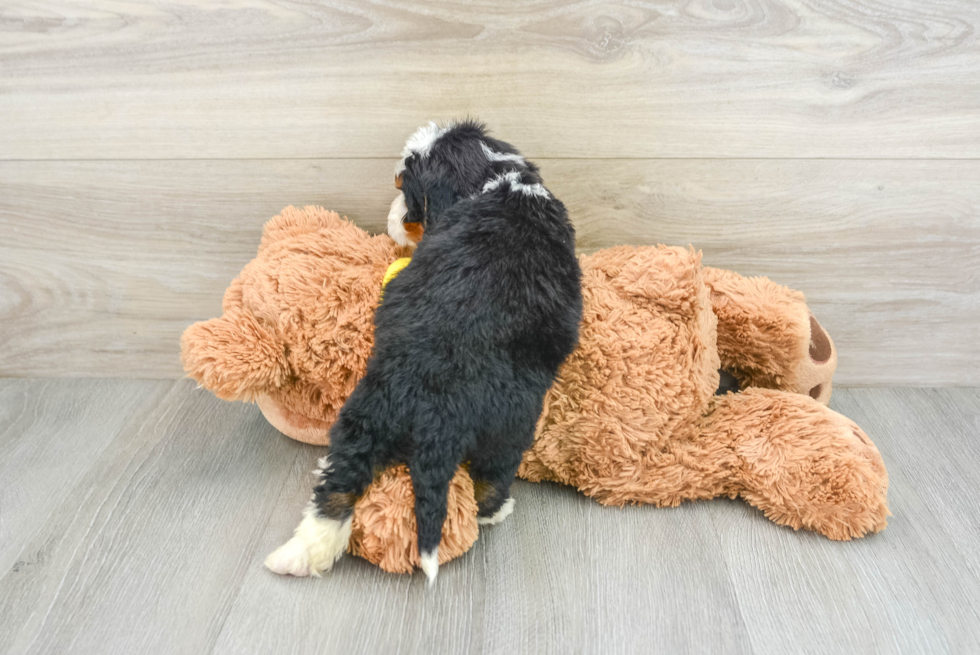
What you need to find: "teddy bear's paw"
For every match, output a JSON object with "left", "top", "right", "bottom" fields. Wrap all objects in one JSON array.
[
  {"left": 802, "top": 419, "right": 889, "bottom": 540},
  {"left": 727, "top": 390, "right": 888, "bottom": 540},
  {"left": 793, "top": 310, "right": 837, "bottom": 405},
  {"left": 477, "top": 497, "right": 515, "bottom": 526},
  {"left": 265, "top": 507, "right": 352, "bottom": 577}
]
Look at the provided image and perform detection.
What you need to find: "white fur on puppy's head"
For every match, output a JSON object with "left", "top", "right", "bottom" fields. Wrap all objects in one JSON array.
[{"left": 395, "top": 121, "right": 456, "bottom": 176}]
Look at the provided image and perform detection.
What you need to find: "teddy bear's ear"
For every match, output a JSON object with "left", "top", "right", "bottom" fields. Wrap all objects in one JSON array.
[
  {"left": 180, "top": 311, "right": 289, "bottom": 402},
  {"left": 258, "top": 205, "right": 348, "bottom": 253}
]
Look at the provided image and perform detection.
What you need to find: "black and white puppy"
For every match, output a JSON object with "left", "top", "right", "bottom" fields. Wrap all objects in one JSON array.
[{"left": 266, "top": 121, "right": 582, "bottom": 584}]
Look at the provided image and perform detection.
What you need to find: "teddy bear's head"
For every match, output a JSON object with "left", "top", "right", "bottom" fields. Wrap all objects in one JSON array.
[{"left": 181, "top": 206, "right": 411, "bottom": 444}]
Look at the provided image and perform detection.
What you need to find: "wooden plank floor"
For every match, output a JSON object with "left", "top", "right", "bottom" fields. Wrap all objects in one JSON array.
[{"left": 1, "top": 380, "right": 978, "bottom": 654}]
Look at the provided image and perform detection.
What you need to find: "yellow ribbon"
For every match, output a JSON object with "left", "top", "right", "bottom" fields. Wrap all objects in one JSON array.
[{"left": 380, "top": 257, "right": 412, "bottom": 301}]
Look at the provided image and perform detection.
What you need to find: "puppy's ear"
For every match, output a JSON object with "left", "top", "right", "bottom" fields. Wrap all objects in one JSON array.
[{"left": 424, "top": 180, "right": 460, "bottom": 223}]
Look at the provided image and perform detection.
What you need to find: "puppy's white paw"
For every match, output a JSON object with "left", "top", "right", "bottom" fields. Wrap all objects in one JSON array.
[
  {"left": 265, "top": 537, "right": 313, "bottom": 577},
  {"left": 265, "top": 508, "right": 352, "bottom": 578},
  {"left": 478, "top": 497, "right": 515, "bottom": 526},
  {"left": 420, "top": 548, "right": 439, "bottom": 586}
]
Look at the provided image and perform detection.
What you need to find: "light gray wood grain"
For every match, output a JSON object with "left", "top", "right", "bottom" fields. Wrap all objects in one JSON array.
[
  {"left": 0, "top": 380, "right": 300, "bottom": 654},
  {"left": 472, "top": 483, "right": 753, "bottom": 655},
  {"left": 1, "top": 159, "right": 977, "bottom": 384},
  {"left": 211, "top": 447, "right": 486, "bottom": 655},
  {"left": 705, "top": 388, "right": 980, "bottom": 655},
  {"left": 2, "top": 380, "right": 980, "bottom": 654},
  {"left": 1, "top": 0, "right": 978, "bottom": 159},
  {"left": 832, "top": 389, "right": 980, "bottom": 596},
  {"left": 0, "top": 379, "right": 173, "bottom": 575}
]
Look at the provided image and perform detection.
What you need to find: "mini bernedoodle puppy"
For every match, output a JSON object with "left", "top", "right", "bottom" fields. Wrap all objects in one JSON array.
[{"left": 266, "top": 121, "right": 583, "bottom": 584}]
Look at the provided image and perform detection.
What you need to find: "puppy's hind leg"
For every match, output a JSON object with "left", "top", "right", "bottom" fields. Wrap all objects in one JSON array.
[
  {"left": 264, "top": 491, "right": 353, "bottom": 578},
  {"left": 472, "top": 403, "right": 539, "bottom": 527},
  {"left": 265, "top": 407, "right": 382, "bottom": 577},
  {"left": 471, "top": 444, "right": 527, "bottom": 526}
]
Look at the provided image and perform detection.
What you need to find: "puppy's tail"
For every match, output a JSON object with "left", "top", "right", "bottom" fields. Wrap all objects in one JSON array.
[{"left": 408, "top": 447, "right": 460, "bottom": 587}]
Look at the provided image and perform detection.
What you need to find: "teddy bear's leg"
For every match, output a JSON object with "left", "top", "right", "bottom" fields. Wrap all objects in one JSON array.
[
  {"left": 702, "top": 388, "right": 888, "bottom": 540},
  {"left": 347, "top": 465, "right": 479, "bottom": 575},
  {"left": 702, "top": 267, "right": 837, "bottom": 404},
  {"left": 268, "top": 460, "right": 481, "bottom": 579}
]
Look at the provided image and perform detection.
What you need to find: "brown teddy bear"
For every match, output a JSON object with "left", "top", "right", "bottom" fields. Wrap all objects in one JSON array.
[{"left": 181, "top": 206, "right": 888, "bottom": 574}]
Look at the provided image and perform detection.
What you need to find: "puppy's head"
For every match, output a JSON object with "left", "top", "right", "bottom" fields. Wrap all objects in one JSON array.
[{"left": 387, "top": 120, "right": 535, "bottom": 246}]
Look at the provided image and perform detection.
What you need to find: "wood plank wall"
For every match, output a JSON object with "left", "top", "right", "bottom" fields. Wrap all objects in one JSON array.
[{"left": 1, "top": 1, "right": 978, "bottom": 384}]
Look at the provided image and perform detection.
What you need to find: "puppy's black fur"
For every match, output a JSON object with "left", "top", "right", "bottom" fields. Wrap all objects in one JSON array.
[{"left": 313, "top": 121, "right": 582, "bottom": 561}]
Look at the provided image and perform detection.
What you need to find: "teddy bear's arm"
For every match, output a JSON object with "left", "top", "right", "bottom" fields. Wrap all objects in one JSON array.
[
  {"left": 702, "top": 266, "right": 837, "bottom": 403},
  {"left": 180, "top": 311, "right": 289, "bottom": 402}
]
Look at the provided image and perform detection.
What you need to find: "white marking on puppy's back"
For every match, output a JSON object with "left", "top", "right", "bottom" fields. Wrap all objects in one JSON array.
[
  {"left": 265, "top": 505, "right": 352, "bottom": 577},
  {"left": 482, "top": 172, "right": 550, "bottom": 199},
  {"left": 420, "top": 548, "right": 439, "bottom": 586},
  {"left": 480, "top": 141, "right": 526, "bottom": 166},
  {"left": 482, "top": 171, "right": 520, "bottom": 194}
]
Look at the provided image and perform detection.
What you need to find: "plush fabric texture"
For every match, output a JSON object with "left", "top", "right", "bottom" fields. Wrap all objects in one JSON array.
[
  {"left": 182, "top": 206, "right": 888, "bottom": 573},
  {"left": 348, "top": 466, "right": 479, "bottom": 573}
]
